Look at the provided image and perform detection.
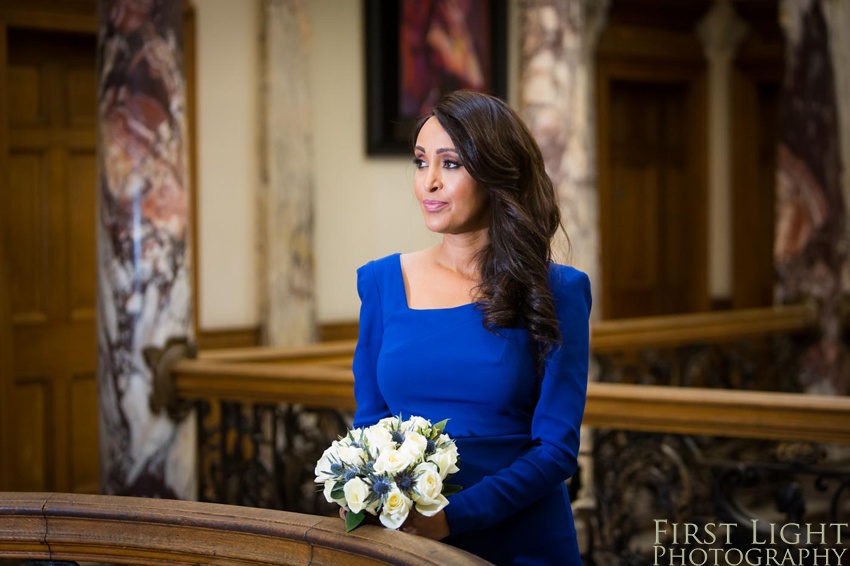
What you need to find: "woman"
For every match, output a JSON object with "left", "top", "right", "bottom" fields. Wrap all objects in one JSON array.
[{"left": 351, "top": 90, "right": 591, "bottom": 565}]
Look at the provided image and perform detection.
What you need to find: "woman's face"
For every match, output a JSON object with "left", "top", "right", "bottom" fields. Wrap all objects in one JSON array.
[{"left": 413, "top": 116, "right": 489, "bottom": 235}]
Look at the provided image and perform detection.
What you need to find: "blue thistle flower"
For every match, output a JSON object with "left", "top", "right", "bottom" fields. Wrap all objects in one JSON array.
[
  {"left": 372, "top": 476, "right": 391, "bottom": 497},
  {"left": 391, "top": 430, "right": 405, "bottom": 444},
  {"left": 425, "top": 439, "right": 436, "bottom": 456},
  {"left": 395, "top": 470, "right": 415, "bottom": 492}
]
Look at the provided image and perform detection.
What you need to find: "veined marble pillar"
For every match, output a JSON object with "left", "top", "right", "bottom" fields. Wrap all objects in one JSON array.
[
  {"left": 97, "top": 0, "right": 196, "bottom": 497},
  {"left": 697, "top": 0, "right": 748, "bottom": 302},
  {"left": 258, "top": 0, "right": 316, "bottom": 347},
  {"left": 517, "top": 0, "right": 608, "bottom": 316},
  {"left": 823, "top": 0, "right": 850, "bottom": 296},
  {"left": 775, "top": 0, "right": 848, "bottom": 393},
  {"left": 517, "top": 0, "right": 609, "bottom": 532}
]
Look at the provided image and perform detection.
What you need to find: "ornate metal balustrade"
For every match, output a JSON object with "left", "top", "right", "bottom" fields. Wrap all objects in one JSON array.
[
  {"left": 196, "top": 400, "right": 351, "bottom": 515},
  {"left": 151, "top": 303, "right": 850, "bottom": 564}
]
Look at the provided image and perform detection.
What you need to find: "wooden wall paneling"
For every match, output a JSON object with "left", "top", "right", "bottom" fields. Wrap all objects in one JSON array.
[
  {"left": 687, "top": 70, "right": 709, "bottom": 313},
  {"left": 596, "top": 57, "right": 613, "bottom": 320},
  {"left": 0, "top": 1, "right": 97, "bottom": 34},
  {"left": 731, "top": 31, "right": 782, "bottom": 310},
  {"left": 184, "top": 1, "right": 201, "bottom": 341},
  {"left": 732, "top": 68, "right": 760, "bottom": 308},
  {"left": 0, "top": 20, "right": 11, "bottom": 490}
]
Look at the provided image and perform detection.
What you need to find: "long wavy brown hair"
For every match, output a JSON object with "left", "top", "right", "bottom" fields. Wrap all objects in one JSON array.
[{"left": 414, "top": 90, "right": 566, "bottom": 374}]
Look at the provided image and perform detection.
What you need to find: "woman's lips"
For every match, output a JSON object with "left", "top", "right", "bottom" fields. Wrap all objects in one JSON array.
[{"left": 423, "top": 200, "right": 448, "bottom": 212}]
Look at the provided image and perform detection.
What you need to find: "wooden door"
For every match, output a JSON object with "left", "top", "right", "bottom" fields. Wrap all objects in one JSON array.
[
  {"left": 600, "top": 78, "right": 708, "bottom": 319},
  {"left": 1, "top": 28, "right": 99, "bottom": 493}
]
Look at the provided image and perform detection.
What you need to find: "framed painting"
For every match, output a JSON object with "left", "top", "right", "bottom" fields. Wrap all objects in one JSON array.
[{"left": 365, "top": 0, "right": 508, "bottom": 155}]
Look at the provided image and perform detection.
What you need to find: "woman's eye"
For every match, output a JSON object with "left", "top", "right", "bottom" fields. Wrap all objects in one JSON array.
[
  {"left": 443, "top": 159, "right": 461, "bottom": 169},
  {"left": 412, "top": 157, "right": 426, "bottom": 169}
]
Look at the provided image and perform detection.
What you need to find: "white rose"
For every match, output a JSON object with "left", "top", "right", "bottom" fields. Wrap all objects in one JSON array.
[
  {"left": 342, "top": 477, "right": 371, "bottom": 514},
  {"left": 373, "top": 447, "right": 415, "bottom": 475},
  {"left": 323, "top": 480, "right": 345, "bottom": 507},
  {"left": 364, "top": 424, "right": 394, "bottom": 458},
  {"left": 412, "top": 463, "right": 448, "bottom": 516},
  {"left": 314, "top": 447, "right": 338, "bottom": 482},
  {"left": 379, "top": 487, "right": 411, "bottom": 529},
  {"left": 399, "top": 431, "right": 428, "bottom": 461},
  {"left": 377, "top": 416, "right": 399, "bottom": 428},
  {"left": 427, "top": 440, "right": 459, "bottom": 479},
  {"left": 336, "top": 443, "right": 367, "bottom": 467},
  {"left": 403, "top": 416, "right": 431, "bottom": 433}
]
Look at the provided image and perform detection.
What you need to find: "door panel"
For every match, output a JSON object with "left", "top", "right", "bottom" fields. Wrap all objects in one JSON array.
[
  {"left": 8, "top": 151, "right": 49, "bottom": 319},
  {"left": 605, "top": 80, "right": 700, "bottom": 318},
  {"left": 2, "top": 28, "right": 98, "bottom": 492},
  {"left": 12, "top": 378, "right": 49, "bottom": 490}
]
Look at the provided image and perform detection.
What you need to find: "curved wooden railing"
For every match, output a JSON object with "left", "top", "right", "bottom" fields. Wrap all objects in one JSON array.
[
  {"left": 0, "top": 492, "right": 490, "bottom": 565},
  {"left": 152, "top": 303, "right": 848, "bottom": 563},
  {"left": 168, "top": 303, "right": 850, "bottom": 444}
]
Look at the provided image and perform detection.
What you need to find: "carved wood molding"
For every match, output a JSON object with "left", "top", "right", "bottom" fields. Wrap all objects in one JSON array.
[{"left": 0, "top": 492, "right": 489, "bottom": 565}]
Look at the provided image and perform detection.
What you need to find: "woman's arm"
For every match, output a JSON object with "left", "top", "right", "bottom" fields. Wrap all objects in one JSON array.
[
  {"left": 352, "top": 262, "right": 393, "bottom": 428},
  {"left": 443, "top": 267, "right": 592, "bottom": 536}
]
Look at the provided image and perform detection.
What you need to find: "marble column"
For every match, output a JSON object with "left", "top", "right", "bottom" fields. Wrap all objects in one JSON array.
[
  {"left": 516, "top": 0, "right": 609, "bottom": 534},
  {"left": 822, "top": 0, "right": 850, "bottom": 296},
  {"left": 775, "top": 0, "right": 848, "bottom": 394},
  {"left": 258, "top": 0, "right": 316, "bottom": 347},
  {"left": 517, "top": 0, "right": 608, "bottom": 317},
  {"left": 697, "top": 0, "right": 748, "bottom": 303},
  {"left": 96, "top": 0, "right": 196, "bottom": 497}
]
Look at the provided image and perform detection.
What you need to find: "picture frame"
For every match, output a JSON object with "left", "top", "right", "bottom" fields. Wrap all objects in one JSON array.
[{"left": 365, "top": 0, "right": 508, "bottom": 155}]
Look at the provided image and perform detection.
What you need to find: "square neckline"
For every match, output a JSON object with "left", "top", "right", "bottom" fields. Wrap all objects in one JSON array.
[{"left": 395, "top": 253, "right": 477, "bottom": 312}]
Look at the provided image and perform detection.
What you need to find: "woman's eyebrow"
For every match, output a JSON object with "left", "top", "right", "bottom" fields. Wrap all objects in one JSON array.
[{"left": 413, "top": 145, "right": 457, "bottom": 154}]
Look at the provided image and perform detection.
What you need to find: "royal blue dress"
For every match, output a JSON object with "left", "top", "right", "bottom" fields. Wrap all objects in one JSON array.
[{"left": 352, "top": 253, "right": 591, "bottom": 565}]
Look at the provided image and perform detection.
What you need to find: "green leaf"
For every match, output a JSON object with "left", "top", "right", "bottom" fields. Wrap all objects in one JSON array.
[
  {"left": 441, "top": 483, "right": 463, "bottom": 496},
  {"left": 432, "top": 419, "right": 449, "bottom": 433},
  {"left": 331, "top": 484, "right": 344, "bottom": 500},
  {"left": 345, "top": 510, "right": 366, "bottom": 532}
]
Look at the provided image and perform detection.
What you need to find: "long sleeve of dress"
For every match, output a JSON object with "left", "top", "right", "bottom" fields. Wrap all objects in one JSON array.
[
  {"left": 352, "top": 261, "right": 392, "bottom": 428},
  {"left": 443, "top": 268, "right": 592, "bottom": 536}
]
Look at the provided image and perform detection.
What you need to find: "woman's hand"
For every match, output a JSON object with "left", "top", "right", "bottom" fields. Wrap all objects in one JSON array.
[
  {"left": 400, "top": 510, "right": 450, "bottom": 540},
  {"left": 339, "top": 507, "right": 450, "bottom": 540}
]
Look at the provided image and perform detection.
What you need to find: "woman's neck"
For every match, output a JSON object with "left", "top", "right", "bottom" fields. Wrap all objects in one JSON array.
[{"left": 434, "top": 229, "right": 489, "bottom": 280}]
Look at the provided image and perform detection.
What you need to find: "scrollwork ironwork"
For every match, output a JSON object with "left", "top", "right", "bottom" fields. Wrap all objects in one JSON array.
[{"left": 195, "top": 399, "right": 352, "bottom": 515}]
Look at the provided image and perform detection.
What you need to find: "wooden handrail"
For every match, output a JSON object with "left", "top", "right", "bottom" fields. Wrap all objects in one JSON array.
[
  {"left": 188, "top": 304, "right": 816, "bottom": 366},
  {"left": 173, "top": 358, "right": 356, "bottom": 409},
  {"left": 171, "top": 360, "right": 850, "bottom": 444},
  {"left": 583, "top": 382, "right": 850, "bottom": 444},
  {"left": 0, "top": 492, "right": 490, "bottom": 565},
  {"left": 590, "top": 302, "right": 815, "bottom": 352},
  {"left": 198, "top": 339, "right": 358, "bottom": 364},
  {"left": 167, "top": 302, "right": 846, "bottom": 444}
]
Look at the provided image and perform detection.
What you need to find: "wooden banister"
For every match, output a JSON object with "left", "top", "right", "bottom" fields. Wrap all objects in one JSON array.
[
  {"left": 0, "top": 492, "right": 490, "bottom": 565},
  {"left": 173, "top": 358, "right": 356, "bottom": 409},
  {"left": 198, "top": 340, "right": 357, "bottom": 364},
  {"left": 166, "top": 302, "right": 848, "bottom": 445},
  {"left": 171, "top": 360, "right": 850, "bottom": 445},
  {"left": 583, "top": 382, "right": 850, "bottom": 444},
  {"left": 591, "top": 303, "right": 816, "bottom": 353},
  {"left": 189, "top": 304, "right": 815, "bottom": 366}
]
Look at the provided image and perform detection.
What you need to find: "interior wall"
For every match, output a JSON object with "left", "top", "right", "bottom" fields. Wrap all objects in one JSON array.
[
  {"left": 192, "top": 0, "right": 736, "bottom": 328},
  {"left": 194, "top": 0, "right": 259, "bottom": 329}
]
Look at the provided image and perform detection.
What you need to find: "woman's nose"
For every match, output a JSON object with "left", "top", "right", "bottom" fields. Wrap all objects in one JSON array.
[{"left": 426, "top": 169, "right": 441, "bottom": 192}]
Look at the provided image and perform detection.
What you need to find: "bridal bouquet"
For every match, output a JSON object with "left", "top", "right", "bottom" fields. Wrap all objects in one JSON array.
[{"left": 315, "top": 415, "right": 461, "bottom": 532}]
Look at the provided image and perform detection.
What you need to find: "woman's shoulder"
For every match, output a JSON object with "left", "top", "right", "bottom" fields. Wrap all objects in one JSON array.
[
  {"left": 357, "top": 253, "right": 401, "bottom": 277},
  {"left": 547, "top": 263, "right": 592, "bottom": 306}
]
